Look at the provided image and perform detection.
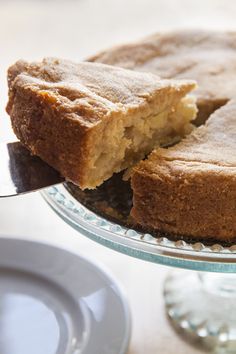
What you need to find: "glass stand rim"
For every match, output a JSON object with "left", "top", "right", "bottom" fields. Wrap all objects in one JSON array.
[{"left": 41, "top": 185, "right": 236, "bottom": 273}]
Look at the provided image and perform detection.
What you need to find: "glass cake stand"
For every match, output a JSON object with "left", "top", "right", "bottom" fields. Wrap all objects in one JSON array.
[{"left": 42, "top": 175, "right": 236, "bottom": 353}]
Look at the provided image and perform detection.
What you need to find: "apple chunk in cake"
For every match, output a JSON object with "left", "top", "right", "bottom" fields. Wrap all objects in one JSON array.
[{"left": 7, "top": 58, "right": 197, "bottom": 189}]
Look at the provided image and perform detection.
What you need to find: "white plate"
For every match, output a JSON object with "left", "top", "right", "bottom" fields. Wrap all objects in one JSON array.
[{"left": 0, "top": 237, "right": 131, "bottom": 354}]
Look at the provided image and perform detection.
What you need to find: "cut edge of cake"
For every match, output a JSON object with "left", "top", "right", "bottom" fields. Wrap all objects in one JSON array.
[{"left": 131, "top": 100, "right": 236, "bottom": 242}]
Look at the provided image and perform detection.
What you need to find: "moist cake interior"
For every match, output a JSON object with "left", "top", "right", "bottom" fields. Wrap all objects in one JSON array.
[{"left": 83, "top": 96, "right": 196, "bottom": 188}]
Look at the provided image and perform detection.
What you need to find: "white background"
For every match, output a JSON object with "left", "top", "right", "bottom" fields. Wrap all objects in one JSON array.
[{"left": 0, "top": 1, "right": 235, "bottom": 352}]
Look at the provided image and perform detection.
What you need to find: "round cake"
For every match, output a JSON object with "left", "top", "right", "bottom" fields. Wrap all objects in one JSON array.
[{"left": 90, "top": 30, "right": 236, "bottom": 242}]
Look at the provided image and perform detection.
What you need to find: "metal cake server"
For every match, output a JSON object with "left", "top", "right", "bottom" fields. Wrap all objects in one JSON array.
[{"left": 0, "top": 141, "right": 64, "bottom": 197}]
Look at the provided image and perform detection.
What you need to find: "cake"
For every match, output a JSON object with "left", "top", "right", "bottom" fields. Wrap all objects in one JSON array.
[
  {"left": 7, "top": 58, "right": 196, "bottom": 189},
  {"left": 131, "top": 100, "right": 236, "bottom": 242},
  {"left": 89, "top": 30, "right": 236, "bottom": 125}
]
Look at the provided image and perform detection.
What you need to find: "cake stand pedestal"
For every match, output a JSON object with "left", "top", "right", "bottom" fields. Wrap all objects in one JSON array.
[
  {"left": 165, "top": 271, "right": 236, "bottom": 352},
  {"left": 42, "top": 183, "right": 236, "bottom": 353}
]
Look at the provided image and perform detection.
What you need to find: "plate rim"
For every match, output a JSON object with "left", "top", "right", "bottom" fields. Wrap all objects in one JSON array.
[{"left": 0, "top": 235, "right": 131, "bottom": 354}]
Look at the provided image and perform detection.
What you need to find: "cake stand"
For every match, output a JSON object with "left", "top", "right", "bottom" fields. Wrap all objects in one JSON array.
[{"left": 42, "top": 177, "right": 236, "bottom": 353}]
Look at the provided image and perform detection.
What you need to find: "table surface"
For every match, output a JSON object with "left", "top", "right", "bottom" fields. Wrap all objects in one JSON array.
[{"left": 1, "top": 1, "right": 235, "bottom": 352}]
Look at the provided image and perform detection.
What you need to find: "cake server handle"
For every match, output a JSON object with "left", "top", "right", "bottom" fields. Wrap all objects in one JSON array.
[{"left": 0, "top": 141, "right": 65, "bottom": 197}]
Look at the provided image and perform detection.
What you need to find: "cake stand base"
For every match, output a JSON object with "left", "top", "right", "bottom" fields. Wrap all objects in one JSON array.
[{"left": 164, "top": 271, "right": 236, "bottom": 353}]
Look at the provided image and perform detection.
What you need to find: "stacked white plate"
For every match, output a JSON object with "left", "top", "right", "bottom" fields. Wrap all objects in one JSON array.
[{"left": 0, "top": 238, "right": 131, "bottom": 354}]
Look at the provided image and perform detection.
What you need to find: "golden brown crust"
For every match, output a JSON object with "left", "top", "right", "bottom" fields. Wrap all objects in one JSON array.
[
  {"left": 7, "top": 78, "right": 91, "bottom": 186},
  {"left": 7, "top": 58, "right": 195, "bottom": 188},
  {"left": 89, "top": 30, "right": 236, "bottom": 124},
  {"left": 131, "top": 100, "right": 236, "bottom": 241},
  {"left": 7, "top": 58, "right": 195, "bottom": 117}
]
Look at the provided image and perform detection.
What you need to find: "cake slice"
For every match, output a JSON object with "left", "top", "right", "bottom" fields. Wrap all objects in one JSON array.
[
  {"left": 89, "top": 30, "right": 236, "bottom": 125},
  {"left": 7, "top": 58, "right": 196, "bottom": 189},
  {"left": 131, "top": 100, "right": 236, "bottom": 242}
]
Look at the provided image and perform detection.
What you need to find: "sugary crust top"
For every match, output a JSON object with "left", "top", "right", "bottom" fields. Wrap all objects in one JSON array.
[
  {"left": 7, "top": 58, "right": 195, "bottom": 127},
  {"left": 89, "top": 30, "right": 236, "bottom": 103}
]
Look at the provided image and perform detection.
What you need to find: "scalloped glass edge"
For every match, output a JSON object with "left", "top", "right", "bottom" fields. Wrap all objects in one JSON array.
[{"left": 41, "top": 184, "right": 236, "bottom": 272}]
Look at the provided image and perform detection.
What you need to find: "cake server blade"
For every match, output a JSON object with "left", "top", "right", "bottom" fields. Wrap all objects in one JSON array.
[{"left": 0, "top": 141, "right": 64, "bottom": 197}]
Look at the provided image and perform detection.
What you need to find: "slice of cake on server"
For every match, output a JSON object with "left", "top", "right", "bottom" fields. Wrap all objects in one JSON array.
[{"left": 7, "top": 58, "right": 196, "bottom": 189}]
